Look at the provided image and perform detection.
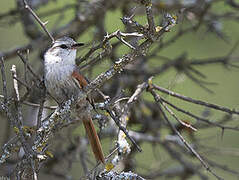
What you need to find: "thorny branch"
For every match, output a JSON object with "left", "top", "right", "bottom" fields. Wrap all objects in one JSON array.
[
  {"left": 22, "top": 0, "right": 55, "bottom": 42},
  {"left": 152, "top": 84, "right": 239, "bottom": 115},
  {"left": 149, "top": 88, "right": 222, "bottom": 180},
  {"left": 0, "top": 0, "right": 239, "bottom": 179}
]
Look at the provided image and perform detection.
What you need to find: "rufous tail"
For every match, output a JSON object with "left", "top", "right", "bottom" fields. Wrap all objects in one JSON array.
[{"left": 82, "top": 118, "right": 105, "bottom": 164}]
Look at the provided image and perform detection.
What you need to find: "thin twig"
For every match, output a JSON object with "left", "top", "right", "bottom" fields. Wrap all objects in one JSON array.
[
  {"left": 152, "top": 84, "right": 239, "bottom": 115},
  {"left": 158, "top": 96, "right": 197, "bottom": 131},
  {"left": 106, "top": 108, "right": 142, "bottom": 152},
  {"left": 150, "top": 89, "right": 224, "bottom": 180},
  {"left": 13, "top": 76, "right": 31, "bottom": 90},
  {"left": 22, "top": 0, "right": 55, "bottom": 42},
  {"left": 160, "top": 97, "right": 239, "bottom": 131},
  {"left": 17, "top": 51, "right": 42, "bottom": 81},
  {"left": 84, "top": 147, "right": 119, "bottom": 179}
]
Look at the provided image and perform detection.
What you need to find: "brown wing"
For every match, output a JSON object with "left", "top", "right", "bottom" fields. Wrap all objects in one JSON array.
[
  {"left": 72, "top": 70, "right": 88, "bottom": 88},
  {"left": 72, "top": 69, "right": 96, "bottom": 109}
]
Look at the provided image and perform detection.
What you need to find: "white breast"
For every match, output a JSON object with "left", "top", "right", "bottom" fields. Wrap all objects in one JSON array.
[{"left": 44, "top": 52, "right": 79, "bottom": 102}]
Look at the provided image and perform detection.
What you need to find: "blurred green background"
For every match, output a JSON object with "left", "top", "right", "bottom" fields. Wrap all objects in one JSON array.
[{"left": 0, "top": 0, "right": 239, "bottom": 179}]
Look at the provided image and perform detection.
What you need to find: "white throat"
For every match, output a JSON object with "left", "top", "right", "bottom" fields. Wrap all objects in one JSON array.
[
  {"left": 44, "top": 49, "right": 76, "bottom": 66},
  {"left": 44, "top": 49, "right": 76, "bottom": 85}
]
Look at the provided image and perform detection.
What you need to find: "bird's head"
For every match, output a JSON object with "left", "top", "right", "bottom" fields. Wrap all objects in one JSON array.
[{"left": 45, "top": 36, "right": 84, "bottom": 64}]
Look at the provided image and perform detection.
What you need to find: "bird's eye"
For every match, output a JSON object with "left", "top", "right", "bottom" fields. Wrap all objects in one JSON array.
[{"left": 59, "top": 44, "right": 68, "bottom": 49}]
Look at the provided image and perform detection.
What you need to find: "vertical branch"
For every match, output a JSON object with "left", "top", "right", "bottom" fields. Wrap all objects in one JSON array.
[
  {"left": 11, "top": 65, "right": 20, "bottom": 102},
  {"left": 24, "top": 49, "right": 30, "bottom": 84},
  {"left": 0, "top": 57, "right": 8, "bottom": 103},
  {"left": 11, "top": 65, "right": 35, "bottom": 156},
  {"left": 116, "top": 103, "right": 131, "bottom": 156},
  {"left": 145, "top": 0, "right": 155, "bottom": 37},
  {"left": 0, "top": 57, "right": 12, "bottom": 147},
  {"left": 37, "top": 84, "right": 46, "bottom": 129},
  {"left": 0, "top": 59, "right": 15, "bottom": 125}
]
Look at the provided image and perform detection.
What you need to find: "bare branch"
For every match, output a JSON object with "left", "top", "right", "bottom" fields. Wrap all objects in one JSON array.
[
  {"left": 0, "top": 57, "right": 8, "bottom": 103},
  {"left": 150, "top": 89, "right": 223, "bottom": 180},
  {"left": 152, "top": 84, "right": 239, "bottom": 115},
  {"left": 22, "top": 0, "right": 54, "bottom": 42}
]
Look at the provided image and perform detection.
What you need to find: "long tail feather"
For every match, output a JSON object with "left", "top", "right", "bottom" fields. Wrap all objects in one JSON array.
[{"left": 82, "top": 117, "right": 105, "bottom": 163}]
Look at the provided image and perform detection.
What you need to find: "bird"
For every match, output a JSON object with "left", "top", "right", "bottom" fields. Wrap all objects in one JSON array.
[{"left": 44, "top": 36, "right": 105, "bottom": 163}]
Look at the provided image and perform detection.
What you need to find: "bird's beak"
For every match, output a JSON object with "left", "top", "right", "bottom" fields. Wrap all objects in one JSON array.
[{"left": 71, "top": 43, "right": 84, "bottom": 49}]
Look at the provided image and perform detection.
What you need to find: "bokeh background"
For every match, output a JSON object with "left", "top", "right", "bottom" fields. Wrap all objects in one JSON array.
[{"left": 0, "top": 0, "right": 239, "bottom": 179}]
